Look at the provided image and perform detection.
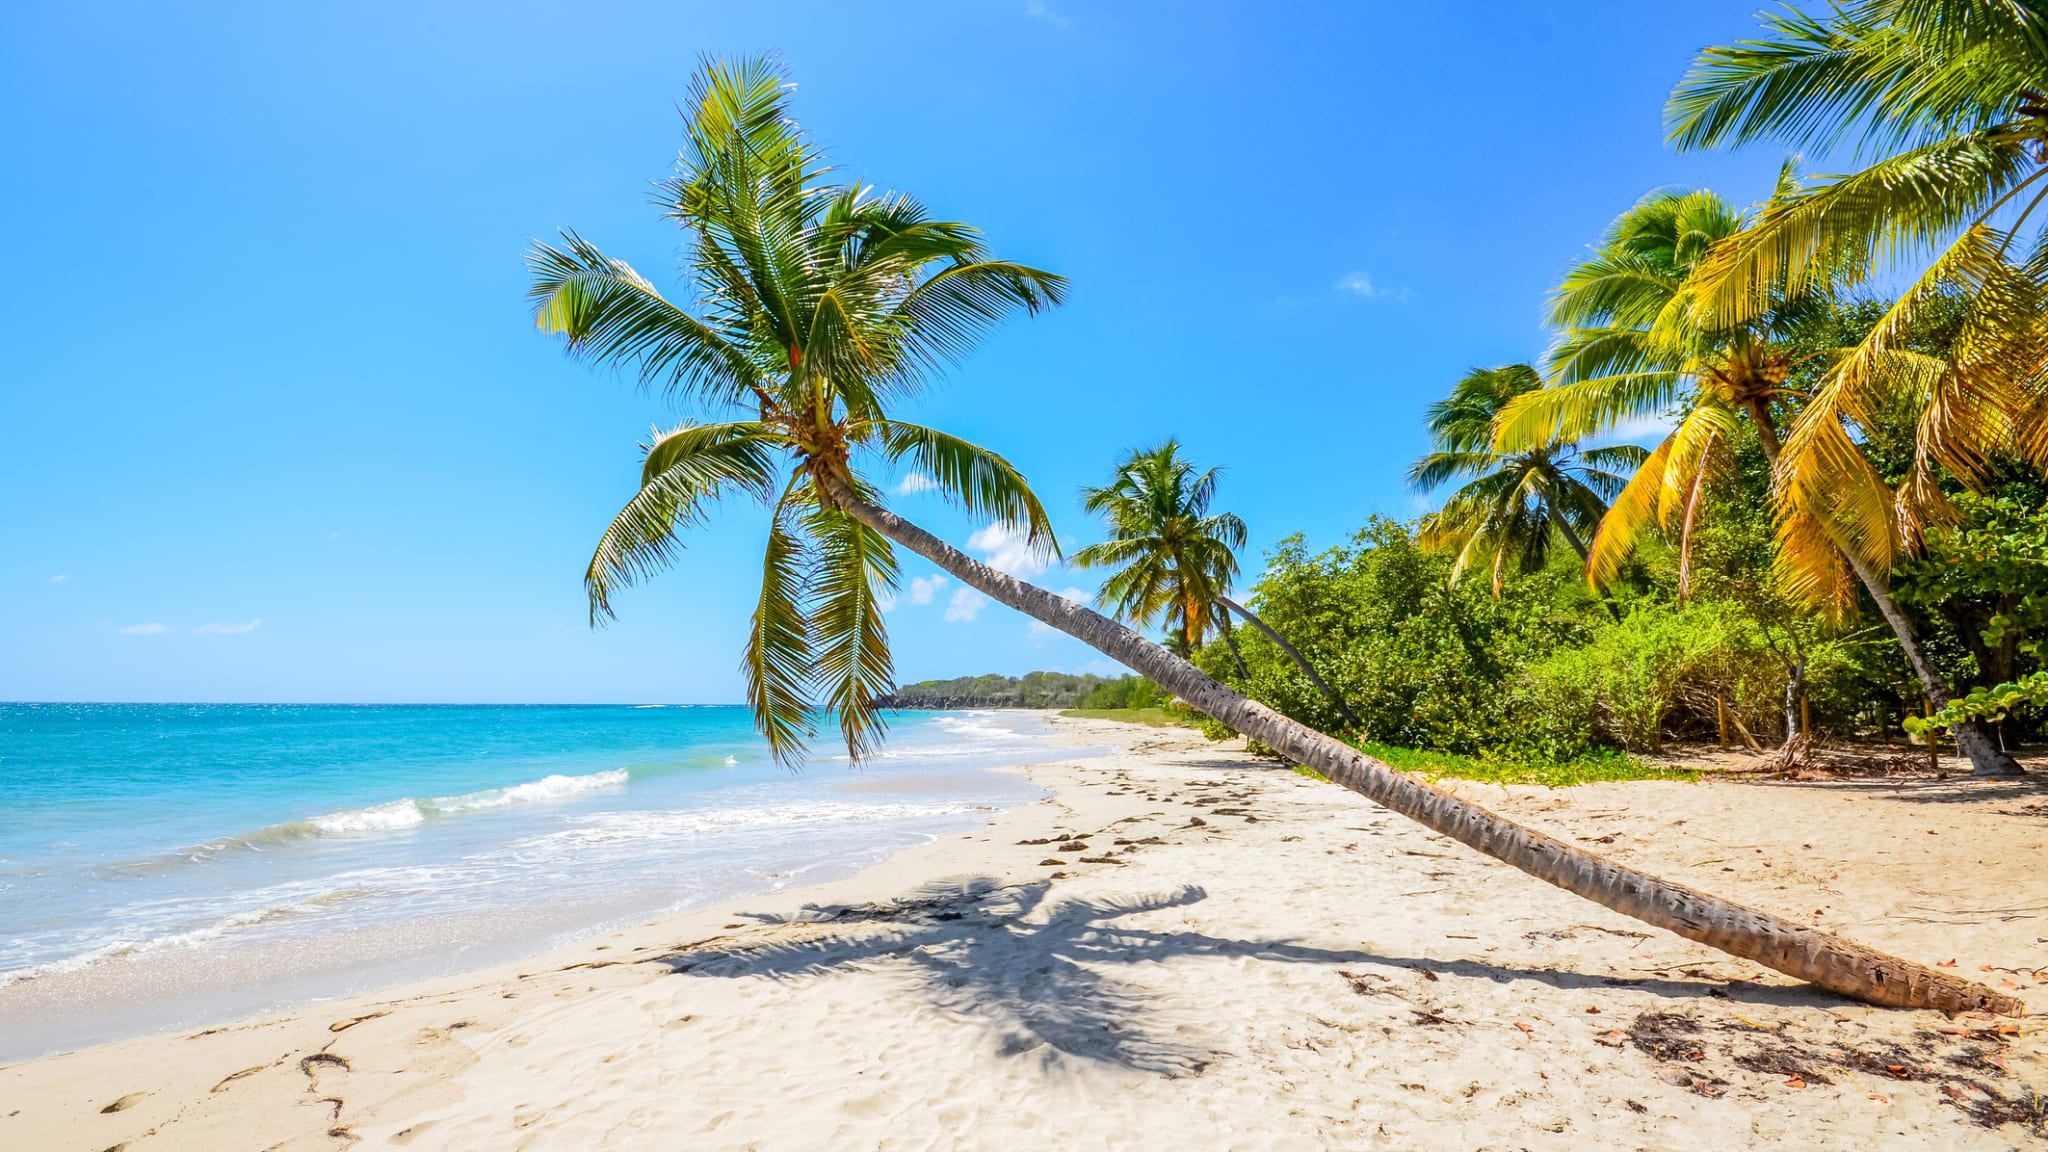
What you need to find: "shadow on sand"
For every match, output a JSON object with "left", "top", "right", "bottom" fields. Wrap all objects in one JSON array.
[{"left": 650, "top": 877, "right": 1832, "bottom": 1077}]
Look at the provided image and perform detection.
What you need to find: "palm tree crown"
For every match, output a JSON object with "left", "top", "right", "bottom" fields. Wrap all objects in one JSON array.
[
  {"left": 1071, "top": 440, "right": 1246, "bottom": 652},
  {"left": 1496, "top": 184, "right": 1859, "bottom": 607},
  {"left": 529, "top": 56, "right": 1063, "bottom": 762},
  {"left": 1668, "top": 0, "right": 2048, "bottom": 550},
  {"left": 1408, "top": 363, "right": 1641, "bottom": 596}
]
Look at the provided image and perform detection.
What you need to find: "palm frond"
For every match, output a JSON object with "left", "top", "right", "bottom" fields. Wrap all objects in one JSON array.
[
  {"left": 585, "top": 423, "right": 784, "bottom": 623},
  {"left": 1773, "top": 504, "right": 1861, "bottom": 624},
  {"left": 1586, "top": 433, "right": 1677, "bottom": 591},
  {"left": 876, "top": 421, "right": 1058, "bottom": 555},
  {"left": 805, "top": 482, "right": 900, "bottom": 762},
  {"left": 1493, "top": 372, "right": 1681, "bottom": 452},
  {"left": 1689, "top": 130, "right": 2036, "bottom": 326},
  {"left": 889, "top": 261, "right": 1067, "bottom": 384},
  {"left": 745, "top": 483, "right": 818, "bottom": 765},
  {"left": 1406, "top": 451, "right": 1499, "bottom": 492},
  {"left": 529, "top": 233, "right": 771, "bottom": 410}
]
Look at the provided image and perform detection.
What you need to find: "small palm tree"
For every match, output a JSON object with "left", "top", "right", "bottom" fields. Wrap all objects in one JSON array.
[
  {"left": 1072, "top": 442, "right": 1358, "bottom": 726},
  {"left": 1407, "top": 364, "right": 1641, "bottom": 616},
  {"left": 1073, "top": 442, "right": 1241, "bottom": 654},
  {"left": 534, "top": 56, "right": 2011, "bottom": 1013}
]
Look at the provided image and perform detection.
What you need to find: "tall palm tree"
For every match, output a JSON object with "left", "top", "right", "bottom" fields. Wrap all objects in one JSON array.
[
  {"left": 1666, "top": 1, "right": 2047, "bottom": 774},
  {"left": 1497, "top": 185, "right": 2025, "bottom": 773},
  {"left": 1407, "top": 364, "right": 1642, "bottom": 617},
  {"left": 536, "top": 56, "right": 1064, "bottom": 763},
  {"left": 535, "top": 56, "right": 2012, "bottom": 1013},
  {"left": 1072, "top": 441, "right": 1358, "bottom": 726}
]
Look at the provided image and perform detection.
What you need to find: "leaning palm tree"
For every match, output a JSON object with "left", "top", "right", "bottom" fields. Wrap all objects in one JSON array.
[
  {"left": 1072, "top": 441, "right": 1358, "bottom": 726},
  {"left": 535, "top": 55, "right": 2013, "bottom": 1013},
  {"left": 1407, "top": 363, "right": 1642, "bottom": 617},
  {"left": 1497, "top": 185, "right": 2025, "bottom": 775}
]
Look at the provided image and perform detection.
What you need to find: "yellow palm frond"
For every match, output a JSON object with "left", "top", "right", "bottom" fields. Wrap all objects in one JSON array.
[
  {"left": 1772, "top": 506, "right": 1860, "bottom": 625},
  {"left": 1586, "top": 433, "right": 1677, "bottom": 592}
]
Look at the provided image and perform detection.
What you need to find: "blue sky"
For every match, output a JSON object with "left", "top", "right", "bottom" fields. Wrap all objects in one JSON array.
[{"left": 2, "top": 0, "right": 1807, "bottom": 703}]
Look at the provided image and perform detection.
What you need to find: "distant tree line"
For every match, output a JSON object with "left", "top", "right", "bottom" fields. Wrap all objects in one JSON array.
[{"left": 878, "top": 671, "right": 1163, "bottom": 710}]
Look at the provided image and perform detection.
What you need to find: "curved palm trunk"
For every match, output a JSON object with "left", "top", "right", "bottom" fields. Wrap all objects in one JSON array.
[
  {"left": 1214, "top": 595, "right": 1362, "bottom": 730},
  {"left": 820, "top": 472, "right": 2017, "bottom": 1014},
  {"left": 1217, "top": 612, "right": 1250, "bottom": 678},
  {"left": 1747, "top": 403, "right": 2022, "bottom": 778},
  {"left": 1539, "top": 499, "right": 1623, "bottom": 623}
]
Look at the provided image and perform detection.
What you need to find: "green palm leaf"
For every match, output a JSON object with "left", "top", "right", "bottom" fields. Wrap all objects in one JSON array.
[
  {"left": 805, "top": 483, "right": 900, "bottom": 762},
  {"left": 528, "top": 233, "right": 773, "bottom": 411},
  {"left": 874, "top": 421, "right": 1059, "bottom": 553},
  {"left": 746, "top": 484, "right": 819, "bottom": 764},
  {"left": 585, "top": 422, "right": 785, "bottom": 623}
]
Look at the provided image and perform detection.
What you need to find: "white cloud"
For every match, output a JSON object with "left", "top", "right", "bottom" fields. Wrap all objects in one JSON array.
[
  {"left": 908, "top": 574, "right": 949, "bottom": 605},
  {"left": 1335, "top": 271, "right": 1410, "bottom": 304},
  {"left": 1057, "top": 586, "right": 1092, "bottom": 604},
  {"left": 196, "top": 619, "right": 262, "bottom": 636},
  {"left": 1025, "top": 0, "right": 1071, "bottom": 28},
  {"left": 49, "top": 574, "right": 68, "bottom": 583},
  {"left": 118, "top": 622, "right": 168, "bottom": 635},
  {"left": 875, "top": 588, "right": 899, "bottom": 613},
  {"left": 1588, "top": 410, "right": 1680, "bottom": 449},
  {"left": 967, "top": 522, "right": 1048, "bottom": 578},
  {"left": 893, "top": 473, "right": 938, "bottom": 495},
  {"left": 944, "top": 587, "right": 987, "bottom": 622}
]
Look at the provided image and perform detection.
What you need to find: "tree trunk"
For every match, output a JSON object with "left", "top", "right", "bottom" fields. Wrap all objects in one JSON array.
[
  {"left": 1747, "top": 402, "right": 2022, "bottom": 778},
  {"left": 1213, "top": 594, "right": 1362, "bottom": 730},
  {"left": 1217, "top": 612, "right": 1250, "bottom": 679},
  {"left": 1782, "top": 656, "right": 1805, "bottom": 747},
  {"left": 820, "top": 472, "right": 2018, "bottom": 1014},
  {"left": 1540, "top": 497, "right": 1623, "bottom": 622}
]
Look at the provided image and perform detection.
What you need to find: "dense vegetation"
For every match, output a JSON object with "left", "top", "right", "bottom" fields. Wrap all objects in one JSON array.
[{"left": 1185, "top": 461, "right": 2047, "bottom": 762}]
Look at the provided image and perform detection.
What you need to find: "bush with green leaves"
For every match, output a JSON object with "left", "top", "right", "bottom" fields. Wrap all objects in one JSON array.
[
  {"left": 1073, "top": 675, "right": 1165, "bottom": 710},
  {"left": 1193, "top": 518, "right": 1596, "bottom": 755}
]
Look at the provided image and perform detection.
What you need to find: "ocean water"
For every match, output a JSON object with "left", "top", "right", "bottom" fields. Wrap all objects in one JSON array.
[{"left": 0, "top": 703, "right": 1076, "bottom": 1061}]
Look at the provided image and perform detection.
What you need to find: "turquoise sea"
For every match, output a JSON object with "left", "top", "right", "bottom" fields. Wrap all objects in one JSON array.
[{"left": 0, "top": 703, "right": 1072, "bottom": 1061}]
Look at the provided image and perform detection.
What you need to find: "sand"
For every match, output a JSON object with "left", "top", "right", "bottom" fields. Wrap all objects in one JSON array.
[{"left": 5, "top": 716, "right": 2047, "bottom": 1150}]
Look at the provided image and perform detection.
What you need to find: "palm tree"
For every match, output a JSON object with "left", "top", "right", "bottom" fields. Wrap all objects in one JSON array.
[
  {"left": 1667, "top": 2, "right": 2048, "bottom": 501},
  {"left": 534, "top": 56, "right": 2013, "bottom": 1013},
  {"left": 1667, "top": 0, "right": 2048, "bottom": 773},
  {"left": 1072, "top": 441, "right": 1358, "bottom": 727},
  {"left": 1407, "top": 364, "right": 1642, "bottom": 618},
  {"left": 1495, "top": 186, "right": 1822, "bottom": 594},
  {"left": 1496, "top": 185, "right": 2025, "bottom": 772}
]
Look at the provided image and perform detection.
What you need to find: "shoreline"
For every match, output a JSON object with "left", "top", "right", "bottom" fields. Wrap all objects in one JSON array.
[
  {"left": 5, "top": 716, "right": 2047, "bottom": 1149},
  {"left": 0, "top": 708, "right": 1065, "bottom": 1064}
]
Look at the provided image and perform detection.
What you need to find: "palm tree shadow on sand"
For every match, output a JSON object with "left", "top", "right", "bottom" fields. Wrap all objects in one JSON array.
[
  {"left": 653, "top": 879, "right": 1376, "bottom": 1077},
  {"left": 646, "top": 878, "right": 1825, "bottom": 1078}
]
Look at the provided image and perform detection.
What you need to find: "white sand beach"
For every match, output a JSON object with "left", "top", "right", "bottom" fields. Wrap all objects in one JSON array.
[{"left": 5, "top": 715, "right": 2046, "bottom": 1150}]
